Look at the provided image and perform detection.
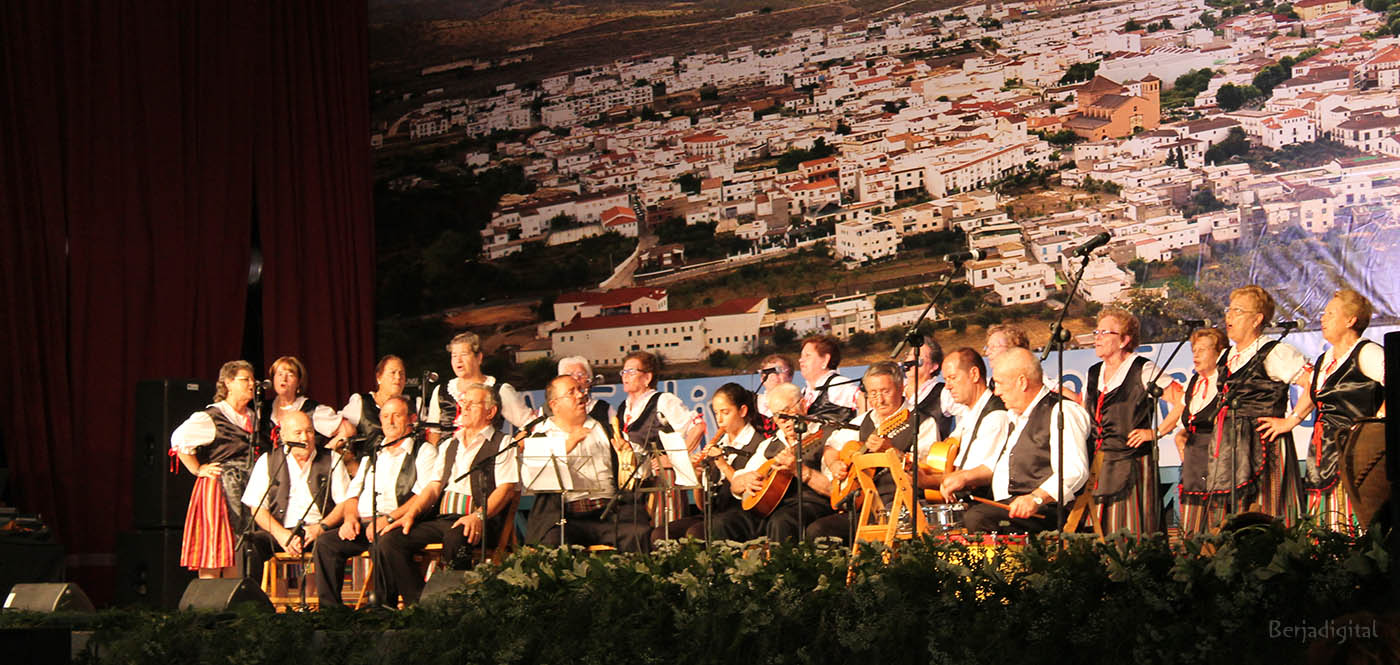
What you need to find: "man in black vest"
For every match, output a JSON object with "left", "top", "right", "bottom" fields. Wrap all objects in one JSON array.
[
  {"left": 240, "top": 410, "right": 351, "bottom": 584},
  {"left": 904, "top": 340, "right": 957, "bottom": 459},
  {"left": 311, "top": 396, "right": 438, "bottom": 607},
  {"left": 923, "top": 348, "right": 1010, "bottom": 492},
  {"left": 946, "top": 348, "right": 1090, "bottom": 534},
  {"left": 376, "top": 384, "right": 520, "bottom": 606}
]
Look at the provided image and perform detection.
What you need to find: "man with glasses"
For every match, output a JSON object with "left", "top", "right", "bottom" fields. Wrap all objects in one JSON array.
[
  {"left": 375, "top": 384, "right": 520, "bottom": 606},
  {"left": 809, "top": 361, "right": 917, "bottom": 542},
  {"left": 523, "top": 375, "right": 650, "bottom": 551}
]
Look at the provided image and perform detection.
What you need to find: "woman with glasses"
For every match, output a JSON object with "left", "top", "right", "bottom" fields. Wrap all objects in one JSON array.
[
  {"left": 169, "top": 360, "right": 260, "bottom": 579},
  {"left": 618, "top": 351, "right": 705, "bottom": 529},
  {"left": 1082, "top": 308, "right": 1181, "bottom": 536},
  {"left": 1214, "top": 285, "right": 1311, "bottom": 527}
]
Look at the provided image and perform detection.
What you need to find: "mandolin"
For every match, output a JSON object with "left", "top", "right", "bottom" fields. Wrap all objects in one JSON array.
[
  {"left": 918, "top": 435, "right": 961, "bottom": 502},
  {"left": 741, "top": 429, "right": 825, "bottom": 516},
  {"left": 828, "top": 408, "right": 909, "bottom": 510}
]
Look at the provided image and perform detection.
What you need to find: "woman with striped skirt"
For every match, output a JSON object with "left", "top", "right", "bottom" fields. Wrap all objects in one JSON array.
[
  {"left": 1083, "top": 308, "right": 1181, "bottom": 536},
  {"left": 170, "top": 360, "right": 259, "bottom": 578},
  {"left": 1161, "top": 327, "right": 1228, "bottom": 536}
]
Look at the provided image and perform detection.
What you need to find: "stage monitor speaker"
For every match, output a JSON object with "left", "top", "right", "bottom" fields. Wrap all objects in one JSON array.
[
  {"left": 177, "top": 578, "right": 273, "bottom": 613},
  {"left": 420, "top": 570, "right": 472, "bottom": 605},
  {"left": 114, "top": 529, "right": 193, "bottom": 609},
  {"left": 3, "top": 583, "right": 94, "bottom": 613},
  {"left": 132, "top": 379, "right": 212, "bottom": 529}
]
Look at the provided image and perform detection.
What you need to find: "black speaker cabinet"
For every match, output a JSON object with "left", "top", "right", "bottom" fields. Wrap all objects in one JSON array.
[
  {"left": 420, "top": 570, "right": 472, "bottom": 605},
  {"left": 3, "top": 583, "right": 94, "bottom": 613},
  {"left": 177, "top": 578, "right": 272, "bottom": 612},
  {"left": 132, "top": 379, "right": 211, "bottom": 529},
  {"left": 114, "top": 528, "right": 194, "bottom": 610}
]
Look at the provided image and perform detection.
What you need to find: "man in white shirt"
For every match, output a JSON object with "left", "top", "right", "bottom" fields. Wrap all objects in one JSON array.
[
  {"left": 240, "top": 410, "right": 351, "bottom": 582},
  {"left": 376, "top": 384, "right": 520, "bottom": 606},
  {"left": 311, "top": 396, "right": 437, "bottom": 607},
  {"left": 916, "top": 348, "right": 1010, "bottom": 492},
  {"left": 942, "top": 348, "right": 1090, "bottom": 533},
  {"left": 523, "top": 375, "right": 650, "bottom": 552}
]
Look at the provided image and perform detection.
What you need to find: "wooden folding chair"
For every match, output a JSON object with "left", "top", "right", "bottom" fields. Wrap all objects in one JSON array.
[{"left": 848, "top": 449, "right": 927, "bottom": 559}]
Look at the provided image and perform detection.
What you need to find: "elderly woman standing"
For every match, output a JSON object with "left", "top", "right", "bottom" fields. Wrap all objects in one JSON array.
[
  {"left": 1083, "top": 307, "right": 1181, "bottom": 536},
  {"left": 1299, "top": 288, "right": 1384, "bottom": 533},
  {"left": 170, "top": 360, "right": 259, "bottom": 579},
  {"left": 262, "top": 355, "right": 352, "bottom": 448},
  {"left": 1216, "top": 285, "right": 1311, "bottom": 527},
  {"left": 1160, "top": 327, "right": 1229, "bottom": 536}
]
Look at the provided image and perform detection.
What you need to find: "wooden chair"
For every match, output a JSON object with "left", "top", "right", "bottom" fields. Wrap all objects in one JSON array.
[{"left": 848, "top": 450, "right": 927, "bottom": 559}]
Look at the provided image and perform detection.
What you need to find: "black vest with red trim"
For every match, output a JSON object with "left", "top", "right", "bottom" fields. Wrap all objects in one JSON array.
[
  {"left": 1307, "top": 341, "right": 1383, "bottom": 490},
  {"left": 196, "top": 407, "right": 256, "bottom": 465},
  {"left": 1085, "top": 356, "right": 1153, "bottom": 498},
  {"left": 1179, "top": 373, "right": 1221, "bottom": 495}
]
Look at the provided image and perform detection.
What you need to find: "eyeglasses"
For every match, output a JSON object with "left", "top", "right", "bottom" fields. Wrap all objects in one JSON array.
[
  {"left": 1092, "top": 330, "right": 1122, "bottom": 337},
  {"left": 459, "top": 401, "right": 488, "bottom": 410},
  {"left": 619, "top": 368, "right": 643, "bottom": 377},
  {"left": 1225, "top": 307, "right": 1258, "bottom": 316}
]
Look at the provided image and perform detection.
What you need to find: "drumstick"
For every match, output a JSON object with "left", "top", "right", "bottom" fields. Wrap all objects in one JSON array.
[{"left": 970, "top": 496, "right": 1012, "bottom": 511}]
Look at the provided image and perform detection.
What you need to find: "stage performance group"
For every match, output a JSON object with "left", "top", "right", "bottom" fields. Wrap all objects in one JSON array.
[{"left": 169, "top": 284, "right": 1384, "bottom": 608}]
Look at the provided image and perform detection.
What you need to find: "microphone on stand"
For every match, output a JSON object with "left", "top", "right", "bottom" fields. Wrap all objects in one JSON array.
[
  {"left": 424, "top": 371, "right": 440, "bottom": 383},
  {"left": 1175, "top": 319, "right": 1208, "bottom": 328},
  {"left": 899, "top": 358, "right": 921, "bottom": 371},
  {"left": 1271, "top": 320, "right": 1300, "bottom": 331},
  {"left": 942, "top": 249, "right": 986, "bottom": 264},
  {"left": 1069, "top": 232, "right": 1112, "bottom": 257},
  {"left": 256, "top": 379, "right": 274, "bottom": 395}
]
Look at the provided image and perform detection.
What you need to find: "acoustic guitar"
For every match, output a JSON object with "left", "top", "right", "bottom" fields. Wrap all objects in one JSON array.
[
  {"left": 918, "top": 435, "right": 961, "bottom": 502},
  {"left": 828, "top": 408, "right": 909, "bottom": 510},
  {"left": 741, "top": 429, "right": 825, "bottom": 516}
]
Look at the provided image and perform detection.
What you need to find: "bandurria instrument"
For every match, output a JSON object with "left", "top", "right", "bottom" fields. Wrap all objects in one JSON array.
[
  {"left": 610, "top": 413, "right": 639, "bottom": 491},
  {"left": 741, "top": 429, "right": 825, "bottom": 516},
  {"left": 829, "top": 408, "right": 909, "bottom": 510}
]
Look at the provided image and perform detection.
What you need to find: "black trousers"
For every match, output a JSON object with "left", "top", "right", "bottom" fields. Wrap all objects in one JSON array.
[
  {"left": 534, "top": 508, "right": 651, "bottom": 552},
  {"left": 374, "top": 515, "right": 503, "bottom": 607},
  {"left": 961, "top": 502, "right": 1056, "bottom": 534},
  {"left": 763, "top": 494, "right": 834, "bottom": 542},
  {"left": 242, "top": 530, "right": 295, "bottom": 582},
  {"left": 651, "top": 506, "right": 762, "bottom": 543},
  {"left": 312, "top": 520, "right": 378, "bottom": 607}
]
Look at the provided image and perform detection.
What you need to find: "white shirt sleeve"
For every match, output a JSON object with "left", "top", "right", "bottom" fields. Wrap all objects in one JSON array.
[
  {"left": 411, "top": 443, "right": 439, "bottom": 495},
  {"left": 1265, "top": 341, "right": 1310, "bottom": 385},
  {"left": 957, "top": 408, "right": 1012, "bottom": 472},
  {"left": 658, "top": 392, "right": 699, "bottom": 438},
  {"left": 1138, "top": 359, "right": 1180, "bottom": 392},
  {"left": 941, "top": 386, "right": 965, "bottom": 420},
  {"left": 340, "top": 393, "right": 364, "bottom": 428},
  {"left": 494, "top": 437, "right": 520, "bottom": 486},
  {"left": 170, "top": 410, "right": 216, "bottom": 455},
  {"left": 1359, "top": 341, "right": 1386, "bottom": 385},
  {"left": 346, "top": 457, "right": 369, "bottom": 499},
  {"left": 824, "top": 412, "right": 866, "bottom": 452},
  {"left": 330, "top": 460, "right": 353, "bottom": 505},
  {"left": 1036, "top": 400, "right": 1091, "bottom": 503},
  {"left": 241, "top": 453, "right": 273, "bottom": 509},
  {"left": 312, "top": 403, "right": 344, "bottom": 438},
  {"left": 826, "top": 375, "right": 860, "bottom": 409},
  {"left": 497, "top": 383, "right": 532, "bottom": 429},
  {"left": 427, "top": 385, "right": 443, "bottom": 424}
]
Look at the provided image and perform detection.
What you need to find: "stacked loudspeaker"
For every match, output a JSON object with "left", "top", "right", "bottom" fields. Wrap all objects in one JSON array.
[{"left": 114, "top": 379, "right": 208, "bottom": 609}]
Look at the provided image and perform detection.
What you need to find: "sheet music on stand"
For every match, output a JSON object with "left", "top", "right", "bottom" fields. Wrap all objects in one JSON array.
[
  {"left": 517, "top": 431, "right": 607, "bottom": 496},
  {"left": 655, "top": 429, "right": 701, "bottom": 490}
]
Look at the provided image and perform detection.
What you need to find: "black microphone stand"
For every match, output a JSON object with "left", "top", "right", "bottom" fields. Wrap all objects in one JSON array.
[
  {"left": 1044, "top": 251, "right": 1092, "bottom": 540},
  {"left": 1146, "top": 333, "right": 1193, "bottom": 532},
  {"left": 290, "top": 444, "right": 345, "bottom": 611},
  {"left": 363, "top": 426, "right": 419, "bottom": 607},
  {"left": 236, "top": 386, "right": 268, "bottom": 580}
]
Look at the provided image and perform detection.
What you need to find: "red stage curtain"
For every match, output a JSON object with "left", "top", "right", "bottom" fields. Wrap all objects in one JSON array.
[
  {"left": 256, "top": 1, "right": 376, "bottom": 403},
  {"left": 0, "top": 0, "right": 372, "bottom": 600}
]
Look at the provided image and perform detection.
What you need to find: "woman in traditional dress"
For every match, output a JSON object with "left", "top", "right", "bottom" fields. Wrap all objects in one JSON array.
[{"left": 170, "top": 360, "right": 258, "bottom": 578}]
